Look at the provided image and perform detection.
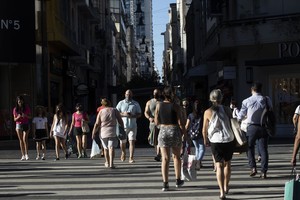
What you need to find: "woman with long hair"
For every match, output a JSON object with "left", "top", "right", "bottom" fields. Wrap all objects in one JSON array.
[
  {"left": 13, "top": 95, "right": 31, "bottom": 161},
  {"left": 185, "top": 100, "right": 205, "bottom": 170},
  {"left": 50, "top": 103, "right": 69, "bottom": 161},
  {"left": 68, "top": 103, "right": 89, "bottom": 158},
  {"left": 154, "top": 86, "right": 186, "bottom": 191}
]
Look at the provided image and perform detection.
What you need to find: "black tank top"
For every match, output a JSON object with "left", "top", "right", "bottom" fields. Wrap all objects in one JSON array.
[{"left": 158, "top": 102, "right": 177, "bottom": 124}]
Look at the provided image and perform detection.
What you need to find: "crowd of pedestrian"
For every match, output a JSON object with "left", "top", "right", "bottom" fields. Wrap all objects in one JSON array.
[{"left": 12, "top": 83, "right": 300, "bottom": 199}]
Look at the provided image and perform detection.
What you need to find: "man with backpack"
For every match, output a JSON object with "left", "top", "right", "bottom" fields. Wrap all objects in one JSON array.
[{"left": 236, "top": 82, "right": 273, "bottom": 179}]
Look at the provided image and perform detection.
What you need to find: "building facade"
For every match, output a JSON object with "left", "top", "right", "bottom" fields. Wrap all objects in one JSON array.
[
  {"left": 0, "top": 0, "right": 117, "bottom": 139},
  {"left": 182, "top": 0, "right": 300, "bottom": 135}
]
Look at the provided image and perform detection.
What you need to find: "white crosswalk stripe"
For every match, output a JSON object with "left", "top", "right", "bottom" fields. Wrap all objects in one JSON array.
[{"left": 0, "top": 142, "right": 295, "bottom": 200}]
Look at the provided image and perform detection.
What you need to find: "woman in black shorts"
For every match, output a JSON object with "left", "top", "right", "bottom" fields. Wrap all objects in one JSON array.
[{"left": 202, "top": 89, "right": 235, "bottom": 200}]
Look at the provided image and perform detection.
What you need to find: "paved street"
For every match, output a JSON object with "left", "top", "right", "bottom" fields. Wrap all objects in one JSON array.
[{"left": 0, "top": 139, "right": 296, "bottom": 200}]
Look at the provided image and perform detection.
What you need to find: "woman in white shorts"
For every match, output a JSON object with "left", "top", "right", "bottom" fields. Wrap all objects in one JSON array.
[
  {"left": 92, "top": 98, "right": 124, "bottom": 168},
  {"left": 50, "top": 103, "right": 69, "bottom": 161}
]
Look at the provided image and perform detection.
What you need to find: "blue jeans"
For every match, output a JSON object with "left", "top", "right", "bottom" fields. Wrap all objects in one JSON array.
[
  {"left": 247, "top": 125, "right": 269, "bottom": 173},
  {"left": 191, "top": 138, "right": 205, "bottom": 161}
]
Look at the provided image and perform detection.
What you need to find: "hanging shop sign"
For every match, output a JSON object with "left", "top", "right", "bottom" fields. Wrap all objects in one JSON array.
[{"left": 0, "top": 0, "right": 35, "bottom": 63}]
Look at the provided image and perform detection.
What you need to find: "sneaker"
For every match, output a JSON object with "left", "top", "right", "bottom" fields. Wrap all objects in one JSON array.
[
  {"left": 25, "top": 154, "right": 29, "bottom": 160},
  {"left": 104, "top": 162, "right": 109, "bottom": 168},
  {"left": 78, "top": 154, "right": 82, "bottom": 159},
  {"left": 162, "top": 182, "right": 169, "bottom": 191},
  {"left": 36, "top": 156, "right": 40, "bottom": 160},
  {"left": 129, "top": 157, "right": 135, "bottom": 163},
  {"left": 41, "top": 156, "right": 45, "bottom": 160},
  {"left": 175, "top": 179, "right": 184, "bottom": 188},
  {"left": 260, "top": 172, "right": 267, "bottom": 179},
  {"left": 54, "top": 158, "right": 60, "bottom": 161},
  {"left": 83, "top": 152, "right": 88, "bottom": 158},
  {"left": 154, "top": 154, "right": 161, "bottom": 162},
  {"left": 257, "top": 156, "right": 261, "bottom": 162},
  {"left": 250, "top": 168, "right": 257, "bottom": 177},
  {"left": 21, "top": 155, "right": 25, "bottom": 161}
]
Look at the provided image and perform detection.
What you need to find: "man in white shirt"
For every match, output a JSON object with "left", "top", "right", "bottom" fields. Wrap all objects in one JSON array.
[
  {"left": 237, "top": 82, "right": 273, "bottom": 179},
  {"left": 116, "top": 90, "right": 142, "bottom": 163}
]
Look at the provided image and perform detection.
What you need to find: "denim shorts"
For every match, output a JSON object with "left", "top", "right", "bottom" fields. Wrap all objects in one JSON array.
[{"left": 16, "top": 124, "right": 30, "bottom": 132}]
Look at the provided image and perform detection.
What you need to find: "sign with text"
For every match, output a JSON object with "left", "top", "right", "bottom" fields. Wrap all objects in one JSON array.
[{"left": 0, "top": 0, "right": 35, "bottom": 63}]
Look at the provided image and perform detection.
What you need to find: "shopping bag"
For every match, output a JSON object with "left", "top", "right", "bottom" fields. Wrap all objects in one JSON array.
[
  {"left": 81, "top": 120, "right": 90, "bottom": 133},
  {"left": 90, "top": 140, "right": 101, "bottom": 159},
  {"left": 116, "top": 124, "right": 127, "bottom": 140},
  {"left": 181, "top": 154, "right": 197, "bottom": 181},
  {"left": 230, "top": 118, "right": 247, "bottom": 146},
  {"left": 148, "top": 124, "right": 158, "bottom": 146},
  {"left": 284, "top": 168, "right": 300, "bottom": 200}
]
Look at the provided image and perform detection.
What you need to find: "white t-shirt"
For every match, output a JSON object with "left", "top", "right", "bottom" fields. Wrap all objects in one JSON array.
[{"left": 32, "top": 117, "right": 48, "bottom": 130}]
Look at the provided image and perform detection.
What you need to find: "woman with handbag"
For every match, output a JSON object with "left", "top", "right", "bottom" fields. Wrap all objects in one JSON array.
[
  {"left": 202, "top": 89, "right": 235, "bottom": 200},
  {"left": 68, "top": 103, "right": 89, "bottom": 158},
  {"left": 92, "top": 98, "right": 124, "bottom": 168},
  {"left": 185, "top": 100, "right": 205, "bottom": 170}
]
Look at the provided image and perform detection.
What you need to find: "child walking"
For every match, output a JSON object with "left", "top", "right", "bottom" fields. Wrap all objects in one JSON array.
[{"left": 32, "top": 106, "right": 49, "bottom": 160}]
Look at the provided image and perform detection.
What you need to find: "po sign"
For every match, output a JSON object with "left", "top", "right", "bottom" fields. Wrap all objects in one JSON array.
[
  {"left": 279, "top": 42, "right": 300, "bottom": 58},
  {"left": 0, "top": 0, "right": 35, "bottom": 63}
]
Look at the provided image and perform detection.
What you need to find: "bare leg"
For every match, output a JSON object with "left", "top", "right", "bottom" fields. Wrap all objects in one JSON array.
[
  {"left": 104, "top": 148, "right": 109, "bottom": 167},
  {"left": 160, "top": 147, "right": 170, "bottom": 182},
  {"left": 224, "top": 161, "right": 231, "bottom": 193},
  {"left": 82, "top": 134, "right": 87, "bottom": 156},
  {"left": 76, "top": 135, "right": 83, "bottom": 157},
  {"left": 22, "top": 131, "right": 29, "bottom": 155},
  {"left": 60, "top": 138, "right": 67, "bottom": 155},
  {"left": 291, "top": 133, "right": 300, "bottom": 165},
  {"left": 172, "top": 146, "right": 182, "bottom": 179},
  {"left": 54, "top": 136, "right": 60, "bottom": 158},
  {"left": 109, "top": 147, "right": 115, "bottom": 167},
  {"left": 120, "top": 141, "right": 126, "bottom": 161},
  {"left": 36, "top": 142, "right": 40, "bottom": 157},
  {"left": 129, "top": 140, "right": 135, "bottom": 161},
  {"left": 216, "top": 162, "right": 225, "bottom": 198},
  {"left": 212, "top": 155, "right": 217, "bottom": 172},
  {"left": 41, "top": 141, "right": 46, "bottom": 156},
  {"left": 16, "top": 130, "right": 25, "bottom": 156}
]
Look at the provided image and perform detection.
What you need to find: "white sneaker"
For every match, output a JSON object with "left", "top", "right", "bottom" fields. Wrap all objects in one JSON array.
[
  {"left": 25, "top": 154, "right": 29, "bottom": 160},
  {"left": 36, "top": 156, "right": 40, "bottom": 160},
  {"left": 21, "top": 156, "right": 25, "bottom": 161}
]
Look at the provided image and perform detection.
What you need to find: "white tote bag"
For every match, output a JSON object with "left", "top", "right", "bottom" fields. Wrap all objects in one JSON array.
[
  {"left": 90, "top": 140, "right": 101, "bottom": 159},
  {"left": 181, "top": 154, "right": 197, "bottom": 181}
]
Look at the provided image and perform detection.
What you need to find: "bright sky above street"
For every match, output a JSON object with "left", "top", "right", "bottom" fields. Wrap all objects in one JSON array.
[{"left": 152, "top": 0, "right": 175, "bottom": 78}]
